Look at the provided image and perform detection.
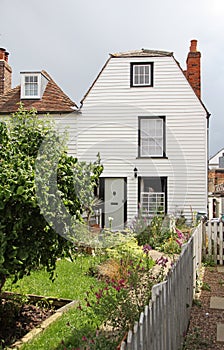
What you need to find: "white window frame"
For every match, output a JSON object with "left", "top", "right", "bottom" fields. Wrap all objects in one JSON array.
[
  {"left": 139, "top": 116, "right": 165, "bottom": 157},
  {"left": 131, "top": 63, "right": 153, "bottom": 87},
  {"left": 21, "top": 73, "right": 41, "bottom": 99},
  {"left": 141, "top": 192, "right": 165, "bottom": 218}
]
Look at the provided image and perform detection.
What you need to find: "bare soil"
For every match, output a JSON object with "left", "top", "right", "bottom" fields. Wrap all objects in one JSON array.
[
  {"left": 184, "top": 266, "right": 224, "bottom": 349},
  {"left": 0, "top": 298, "right": 55, "bottom": 349}
]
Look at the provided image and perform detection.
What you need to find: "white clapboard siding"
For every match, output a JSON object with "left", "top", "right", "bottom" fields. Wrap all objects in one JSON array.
[
  {"left": 77, "top": 54, "right": 207, "bottom": 222},
  {"left": 37, "top": 112, "right": 78, "bottom": 157},
  {"left": 52, "top": 112, "right": 78, "bottom": 157},
  {"left": 205, "top": 222, "right": 224, "bottom": 265},
  {"left": 118, "top": 223, "right": 203, "bottom": 350}
]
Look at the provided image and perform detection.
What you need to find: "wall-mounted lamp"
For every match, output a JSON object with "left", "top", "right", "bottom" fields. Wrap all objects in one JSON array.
[{"left": 134, "top": 167, "right": 138, "bottom": 178}]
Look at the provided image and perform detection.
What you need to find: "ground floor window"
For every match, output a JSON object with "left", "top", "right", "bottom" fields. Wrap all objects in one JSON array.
[{"left": 138, "top": 177, "right": 167, "bottom": 218}]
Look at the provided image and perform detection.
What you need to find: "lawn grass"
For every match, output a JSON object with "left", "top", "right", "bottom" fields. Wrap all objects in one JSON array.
[
  {"left": 3, "top": 254, "right": 106, "bottom": 350},
  {"left": 20, "top": 307, "right": 97, "bottom": 350},
  {"left": 4, "top": 255, "right": 102, "bottom": 300}
]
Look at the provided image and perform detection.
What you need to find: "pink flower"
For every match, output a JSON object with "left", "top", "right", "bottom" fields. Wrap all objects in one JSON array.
[
  {"left": 82, "top": 336, "right": 87, "bottom": 341},
  {"left": 175, "top": 228, "right": 183, "bottom": 239},
  {"left": 77, "top": 303, "right": 82, "bottom": 310},
  {"left": 175, "top": 238, "right": 182, "bottom": 247},
  {"left": 156, "top": 256, "right": 168, "bottom": 267},
  {"left": 142, "top": 244, "right": 152, "bottom": 254},
  {"left": 95, "top": 291, "right": 102, "bottom": 299}
]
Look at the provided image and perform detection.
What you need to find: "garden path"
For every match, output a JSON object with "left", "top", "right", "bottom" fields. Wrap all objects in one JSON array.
[
  {"left": 209, "top": 266, "right": 224, "bottom": 343},
  {"left": 185, "top": 265, "right": 224, "bottom": 349}
]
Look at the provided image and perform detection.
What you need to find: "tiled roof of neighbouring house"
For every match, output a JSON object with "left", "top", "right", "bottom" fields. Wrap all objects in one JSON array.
[{"left": 0, "top": 70, "right": 77, "bottom": 114}]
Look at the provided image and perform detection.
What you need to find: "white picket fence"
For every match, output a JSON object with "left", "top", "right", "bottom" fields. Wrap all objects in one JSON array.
[
  {"left": 204, "top": 221, "right": 224, "bottom": 265},
  {"left": 119, "top": 223, "right": 203, "bottom": 350}
]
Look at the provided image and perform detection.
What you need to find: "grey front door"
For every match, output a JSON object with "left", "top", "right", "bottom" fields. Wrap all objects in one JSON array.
[{"left": 104, "top": 178, "right": 125, "bottom": 230}]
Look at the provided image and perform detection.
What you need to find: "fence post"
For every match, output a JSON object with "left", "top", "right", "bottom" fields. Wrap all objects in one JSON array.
[
  {"left": 220, "top": 222, "right": 224, "bottom": 265},
  {"left": 207, "top": 221, "right": 212, "bottom": 257},
  {"left": 133, "top": 322, "right": 139, "bottom": 350},
  {"left": 144, "top": 305, "right": 149, "bottom": 349},
  {"left": 202, "top": 221, "right": 207, "bottom": 259},
  {"left": 126, "top": 330, "right": 133, "bottom": 350},
  {"left": 139, "top": 312, "right": 144, "bottom": 350}
]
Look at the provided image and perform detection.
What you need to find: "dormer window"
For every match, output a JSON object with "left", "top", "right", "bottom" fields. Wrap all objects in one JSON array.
[
  {"left": 131, "top": 62, "right": 153, "bottom": 87},
  {"left": 21, "top": 73, "right": 41, "bottom": 99},
  {"left": 20, "top": 72, "right": 49, "bottom": 99}
]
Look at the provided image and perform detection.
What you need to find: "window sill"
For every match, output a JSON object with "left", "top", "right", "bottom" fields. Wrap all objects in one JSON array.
[
  {"left": 20, "top": 96, "right": 41, "bottom": 100},
  {"left": 136, "top": 156, "right": 168, "bottom": 159},
  {"left": 130, "top": 85, "right": 153, "bottom": 88}
]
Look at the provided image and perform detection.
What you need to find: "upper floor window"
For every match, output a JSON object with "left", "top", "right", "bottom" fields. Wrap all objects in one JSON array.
[
  {"left": 131, "top": 63, "right": 153, "bottom": 87},
  {"left": 25, "top": 75, "right": 38, "bottom": 96},
  {"left": 138, "top": 116, "right": 166, "bottom": 157},
  {"left": 20, "top": 73, "right": 41, "bottom": 99}
]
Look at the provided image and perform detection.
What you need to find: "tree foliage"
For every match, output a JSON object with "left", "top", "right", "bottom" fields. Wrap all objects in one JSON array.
[{"left": 0, "top": 105, "right": 103, "bottom": 292}]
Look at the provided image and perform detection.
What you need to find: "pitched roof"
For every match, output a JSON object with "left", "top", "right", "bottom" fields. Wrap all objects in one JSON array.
[
  {"left": 0, "top": 70, "right": 77, "bottom": 114},
  {"left": 80, "top": 49, "right": 173, "bottom": 105},
  {"left": 110, "top": 49, "right": 173, "bottom": 58}
]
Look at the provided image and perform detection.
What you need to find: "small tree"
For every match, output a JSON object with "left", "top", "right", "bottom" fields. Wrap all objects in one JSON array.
[
  {"left": 0, "top": 105, "right": 103, "bottom": 292},
  {"left": 72, "top": 153, "right": 103, "bottom": 225}
]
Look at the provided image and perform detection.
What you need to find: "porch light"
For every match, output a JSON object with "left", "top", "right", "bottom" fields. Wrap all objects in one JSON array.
[{"left": 134, "top": 167, "right": 138, "bottom": 178}]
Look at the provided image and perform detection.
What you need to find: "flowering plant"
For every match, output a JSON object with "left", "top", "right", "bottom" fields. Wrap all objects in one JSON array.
[{"left": 79, "top": 248, "right": 165, "bottom": 347}]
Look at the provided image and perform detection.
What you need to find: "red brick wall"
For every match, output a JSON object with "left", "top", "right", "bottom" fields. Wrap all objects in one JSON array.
[
  {"left": 185, "top": 40, "right": 201, "bottom": 99},
  {"left": 208, "top": 170, "right": 224, "bottom": 193},
  {"left": 0, "top": 48, "right": 12, "bottom": 95},
  {"left": 0, "top": 61, "right": 12, "bottom": 94}
]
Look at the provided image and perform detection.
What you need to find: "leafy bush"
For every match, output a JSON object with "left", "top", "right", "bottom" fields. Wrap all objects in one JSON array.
[
  {"left": 136, "top": 215, "right": 169, "bottom": 248},
  {"left": 135, "top": 215, "right": 189, "bottom": 255},
  {"left": 105, "top": 237, "right": 146, "bottom": 263},
  {"left": 0, "top": 105, "right": 103, "bottom": 292}
]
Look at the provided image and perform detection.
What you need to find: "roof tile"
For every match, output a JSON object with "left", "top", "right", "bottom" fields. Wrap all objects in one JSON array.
[{"left": 0, "top": 70, "right": 77, "bottom": 114}]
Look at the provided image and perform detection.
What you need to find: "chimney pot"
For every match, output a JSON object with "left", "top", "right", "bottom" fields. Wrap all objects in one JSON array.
[
  {"left": 190, "top": 39, "right": 198, "bottom": 52},
  {"left": 0, "top": 48, "right": 6, "bottom": 60},
  {"left": 4, "top": 52, "right": 9, "bottom": 62}
]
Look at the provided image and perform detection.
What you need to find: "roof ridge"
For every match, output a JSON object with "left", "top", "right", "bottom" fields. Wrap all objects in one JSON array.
[{"left": 110, "top": 48, "right": 173, "bottom": 58}]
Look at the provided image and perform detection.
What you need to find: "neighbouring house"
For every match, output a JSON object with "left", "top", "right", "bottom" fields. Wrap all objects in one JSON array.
[
  {"left": 76, "top": 40, "right": 209, "bottom": 229},
  {"left": 209, "top": 148, "right": 224, "bottom": 169},
  {"left": 0, "top": 48, "right": 78, "bottom": 154},
  {"left": 208, "top": 151, "right": 224, "bottom": 219}
]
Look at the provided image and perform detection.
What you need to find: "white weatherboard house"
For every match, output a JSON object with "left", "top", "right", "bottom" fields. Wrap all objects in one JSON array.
[{"left": 76, "top": 40, "right": 209, "bottom": 229}]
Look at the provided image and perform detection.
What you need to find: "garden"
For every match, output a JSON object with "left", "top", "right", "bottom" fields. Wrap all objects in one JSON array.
[
  {"left": 1, "top": 216, "right": 191, "bottom": 350},
  {"left": 0, "top": 106, "right": 192, "bottom": 349}
]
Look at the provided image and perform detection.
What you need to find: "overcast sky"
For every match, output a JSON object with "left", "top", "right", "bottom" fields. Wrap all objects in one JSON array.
[{"left": 1, "top": 0, "right": 224, "bottom": 156}]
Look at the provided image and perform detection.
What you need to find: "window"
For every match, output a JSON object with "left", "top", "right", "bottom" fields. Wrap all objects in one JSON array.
[
  {"left": 20, "top": 73, "right": 41, "bottom": 99},
  {"left": 24, "top": 75, "right": 38, "bottom": 96},
  {"left": 139, "top": 177, "right": 167, "bottom": 219},
  {"left": 139, "top": 116, "right": 165, "bottom": 157},
  {"left": 131, "top": 63, "right": 153, "bottom": 87}
]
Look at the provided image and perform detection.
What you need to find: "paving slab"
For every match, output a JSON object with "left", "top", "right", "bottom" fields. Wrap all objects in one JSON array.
[
  {"left": 217, "top": 266, "right": 224, "bottom": 273},
  {"left": 210, "top": 296, "right": 224, "bottom": 309},
  {"left": 217, "top": 323, "right": 224, "bottom": 342}
]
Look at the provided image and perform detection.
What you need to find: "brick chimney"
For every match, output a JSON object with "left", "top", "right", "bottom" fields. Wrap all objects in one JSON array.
[
  {"left": 0, "top": 48, "right": 12, "bottom": 95},
  {"left": 184, "top": 39, "right": 201, "bottom": 99}
]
